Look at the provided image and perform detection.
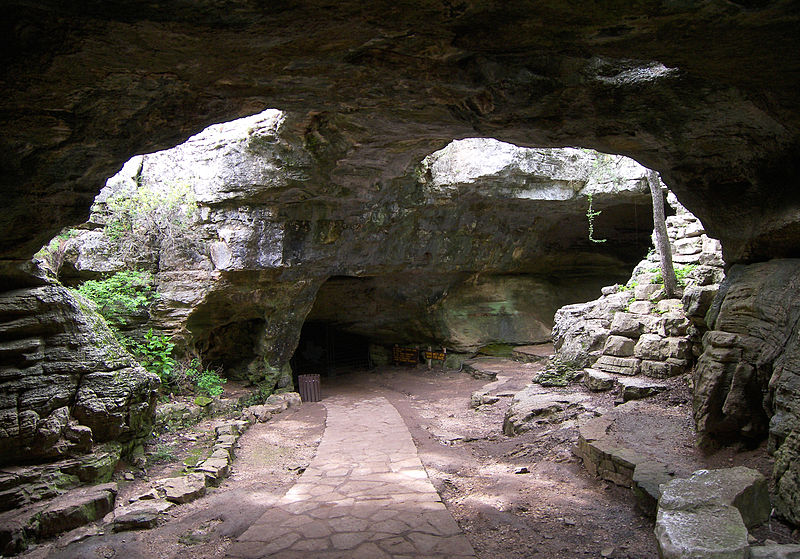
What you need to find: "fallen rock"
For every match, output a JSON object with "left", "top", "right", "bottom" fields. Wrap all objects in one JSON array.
[
  {"left": 112, "top": 500, "right": 173, "bottom": 532},
  {"left": 631, "top": 461, "right": 677, "bottom": 518},
  {"left": 655, "top": 506, "right": 749, "bottom": 559},
  {"left": 749, "top": 544, "right": 800, "bottom": 558},
  {"left": 618, "top": 377, "right": 668, "bottom": 401},
  {"left": 156, "top": 473, "right": 206, "bottom": 504},
  {"left": 658, "top": 467, "right": 770, "bottom": 528},
  {"left": 214, "top": 420, "right": 248, "bottom": 437},
  {"left": 469, "top": 391, "right": 500, "bottom": 408},
  {"left": 503, "top": 386, "right": 588, "bottom": 435},
  {"left": 603, "top": 335, "right": 635, "bottom": 357},
  {"left": 584, "top": 368, "right": 616, "bottom": 392},
  {"left": 36, "top": 482, "right": 118, "bottom": 539},
  {"left": 593, "top": 355, "right": 641, "bottom": 376},
  {"left": 609, "top": 312, "right": 651, "bottom": 338}
]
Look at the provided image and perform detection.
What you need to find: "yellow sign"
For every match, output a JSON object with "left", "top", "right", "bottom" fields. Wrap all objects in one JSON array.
[
  {"left": 393, "top": 346, "right": 418, "bottom": 365},
  {"left": 424, "top": 350, "right": 446, "bottom": 361}
]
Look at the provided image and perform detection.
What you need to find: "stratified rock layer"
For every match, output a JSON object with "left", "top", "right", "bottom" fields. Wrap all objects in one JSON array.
[
  {"left": 60, "top": 114, "right": 654, "bottom": 384},
  {"left": 0, "top": 277, "right": 159, "bottom": 467}
]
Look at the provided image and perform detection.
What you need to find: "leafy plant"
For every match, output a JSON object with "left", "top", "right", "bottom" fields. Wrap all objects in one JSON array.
[
  {"left": 650, "top": 264, "right": 697, "bottom": 287},
  {"left": 127, "top": 329, "right": 177, "bottom": 384},
  {"left": 586, "top": 193, "right": 606, "bottom": 243},
  {"left": 148, "top": 442, "right": 178, "bottom": 464},
  {"left": 102, "top": 180, "right": 198, "bottom": 260},
  {"left": 72, "top": 271, "right": 156, "bottom": 329},
  {"left": 185, "top": 358, "right": 226, "bottom": 398},
  {"left": 618, "top": 281, "right": 638, "bottom": 292}
]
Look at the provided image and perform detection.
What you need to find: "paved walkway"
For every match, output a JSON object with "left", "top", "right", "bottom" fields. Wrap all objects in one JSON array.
[{"left": 227, "top": 394, "right": 477, "bottom": 559}]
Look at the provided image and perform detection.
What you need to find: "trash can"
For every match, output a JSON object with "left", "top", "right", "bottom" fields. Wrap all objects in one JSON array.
[{"left": 298, "top": 373, "right": 321, "bottom": 402}]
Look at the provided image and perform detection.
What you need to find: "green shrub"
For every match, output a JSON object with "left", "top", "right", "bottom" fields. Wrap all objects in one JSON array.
[
  {"left": 72, "top": 271, "right": 156, "bottom": 329},
  {"left": 103, "top": 180, "right": 198, "bottom": 259},
  {"left": 127, "top": 329, "right": 177, "bottom": 384},
  {"left": 185, "top": 358, "right": 226, "bottom": 398},
  {"left": 650, "top": 264, "right": 697, "bottom": 287}
]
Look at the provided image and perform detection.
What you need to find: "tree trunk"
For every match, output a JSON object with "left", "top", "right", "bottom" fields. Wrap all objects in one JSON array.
[{"left": 647, "top": 170, "right": 678, "bottom": 298}]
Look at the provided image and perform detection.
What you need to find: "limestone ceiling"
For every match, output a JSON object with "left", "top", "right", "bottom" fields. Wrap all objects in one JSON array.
[{"left": 2, "top": 1, "right": 799, "bottom": 265}]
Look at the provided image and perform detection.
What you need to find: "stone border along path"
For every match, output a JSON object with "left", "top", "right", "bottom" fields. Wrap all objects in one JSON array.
[{"left": 227, "top": 394, "right": 477, "bottom": 559}]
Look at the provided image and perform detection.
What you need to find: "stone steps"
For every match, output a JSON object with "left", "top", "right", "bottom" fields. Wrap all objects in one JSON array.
[{"left": 583, "top": 368, "right": 668, "bottom": 402}]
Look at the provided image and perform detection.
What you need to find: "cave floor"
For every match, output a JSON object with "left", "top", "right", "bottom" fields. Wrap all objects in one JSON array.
[{"left": 26, "top": 363, "right": 795, "bottom": 559}]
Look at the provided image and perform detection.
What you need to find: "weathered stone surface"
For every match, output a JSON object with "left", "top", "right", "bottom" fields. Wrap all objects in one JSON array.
[
  {"left": 36, "top": 482, "right": 118, "bottom": 538},
  {"left": 609, "top": 312, "right": 651, "bottom": 338},
  {"left": 634, "top": 334, "right": 669, "bottom": 361},
  {"left": 655, "top": 506, "right": 749, "bottom": 559},
  {"left": 658, "top": 467, "right": 770, "bottom": 529},
  {"left": 594, "top": 355, "right": 641, "bottom": 376},
  {"left": 157, "top": 472, "right": 207, "bottom": 504},
  {"left": 749, "top": 544, "right": 800, "bottom": 559},
  {"left": 503, "top": 387, "right": 588, "bottom": 436},
  {"left": 112, "top": 500, "right": 173, "bottom": 532},
  {"left": 584, "top": 369, "right": 616, "bottom": 392},
  {"left": 773, "top": 431, "right": 800, "bottom": 526},
  {"left": 683, "top": 285, "right": 719, "bottom": 328},
  {"left": 618, "top": 377, "right": 668, "bottom": 402},
  {"left": 603, "top": 335, "right": 635, "bottom": 357},
  {"left": 628, "top": 301, "right": 653, "bottom": 315},
  {"left": 0, "top": 283, "right": 158, "bottom": 466},
  {"left": 631, "top": 461, "right": 676, "bottom": 518},
  {"left": 691, "top": 260, "right": 800, "bottom": 523}
]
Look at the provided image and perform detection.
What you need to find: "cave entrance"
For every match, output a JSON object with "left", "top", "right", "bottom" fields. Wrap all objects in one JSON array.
[{"left": 289, "top": 321, "right": 372, "bottom": 380}]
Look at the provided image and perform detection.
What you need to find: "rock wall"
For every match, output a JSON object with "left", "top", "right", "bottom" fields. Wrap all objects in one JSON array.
[
  {"left": 0, "top": 269, "right": 159, "bottom": 467},
  {"left": 58, "top": 111, "right": 655, "bottom": 384},
  {"left": 553, "top": 195, "right": 724, "bottom": 370},
  {"left": 692, "top": 259, "right": 800, "bottom": 524}
]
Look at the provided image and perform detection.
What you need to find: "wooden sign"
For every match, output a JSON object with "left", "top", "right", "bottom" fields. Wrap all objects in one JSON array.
[
  {"left": 424, "top": 350, "right": 446, "bottom": 361},
  {"left": 393, "top": 345, "right": 419, "bottom": 365}
]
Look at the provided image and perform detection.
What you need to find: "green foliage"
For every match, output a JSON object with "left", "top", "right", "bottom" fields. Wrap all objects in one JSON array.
[
  {"left": 586, "top": 194, "right": 607, "bottom": 243},
  {"left": 618, "top": 281, "right": 638, "bottom": 292},
  {"left": 148, "top": 443, "right": 178, "bottom": 464},
  {"left": 72, "top": 271, "right": 156, "bottom": 329},
  {"left": 103, "top": 180, "right": 197, "bottom": 257},
  {"left": 649, "top": 264, "right": 697, "bottom": 287},
  {"left": 185, "top": 358, "right": 226, "bottom": 398},
  {"left": 127, "top": 329, "right": 176, "bottom": 383}
]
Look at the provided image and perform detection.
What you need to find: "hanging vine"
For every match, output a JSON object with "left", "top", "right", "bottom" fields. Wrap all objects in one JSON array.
[{"left": 586, "top": 193, "right": 607, "bottom": 243}]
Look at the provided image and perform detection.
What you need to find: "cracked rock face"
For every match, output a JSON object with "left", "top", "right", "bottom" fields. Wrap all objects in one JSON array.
[
  {"left": 1, "top": 2, "right": 799, "bottom": 267},
  {"left": 60, "top": 111, "right": 653, "bottom": 384},
  {"left": 0, "top": 277, "right": 159, "bottom": 467}
]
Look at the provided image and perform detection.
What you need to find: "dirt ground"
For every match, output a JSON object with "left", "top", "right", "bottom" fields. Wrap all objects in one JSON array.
[{"left": 23, "top": 362, "right": 798, "bottom": 559}]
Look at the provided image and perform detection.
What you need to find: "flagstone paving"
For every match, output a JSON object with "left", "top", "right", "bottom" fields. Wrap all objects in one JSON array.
[{"left": 226, "top": 394, "right": 477, "bottom": 559}]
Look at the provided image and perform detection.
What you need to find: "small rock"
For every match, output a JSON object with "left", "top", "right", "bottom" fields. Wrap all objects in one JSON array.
[
  {"left": 157, "top": 473, "right": 207, "bottom": 504},
  {"left": 601, "top": 546, "right": 615, "bottom": 557},
  {"left": 123, "top": 472, "right": 135, "bottom": 481},
  {"left": 514, "top": 467, "right": 530, "bottom": 474}
]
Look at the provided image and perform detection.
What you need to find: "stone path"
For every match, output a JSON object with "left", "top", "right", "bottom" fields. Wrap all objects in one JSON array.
[{"left": 226, "top": 394, "right": 477, "bottom": 559}]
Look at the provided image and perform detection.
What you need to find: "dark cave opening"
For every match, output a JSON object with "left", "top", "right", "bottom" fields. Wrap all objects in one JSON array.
[{"left": 289, "top": 321, "right": 372, "bottom": 382}]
